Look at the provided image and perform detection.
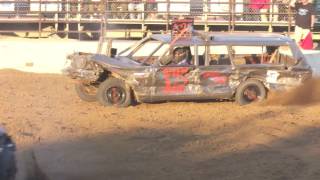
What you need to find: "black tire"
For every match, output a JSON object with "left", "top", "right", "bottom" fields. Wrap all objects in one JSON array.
[
  {"left": 97, "top": 78, "right": 132, "bottom": 107},
  {"left": 75, "top": 83, "right": 97, "bottom": 102},
  {"left": 235, "top": 79, "right": 267, "bottom": 105}
]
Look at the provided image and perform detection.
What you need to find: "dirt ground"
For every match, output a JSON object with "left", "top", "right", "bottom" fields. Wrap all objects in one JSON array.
[{"left": 2, "top": 69, "right": 320, "bottom": 180}]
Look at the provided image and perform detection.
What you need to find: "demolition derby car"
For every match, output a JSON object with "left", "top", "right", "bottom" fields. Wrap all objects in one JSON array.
[
  {"left": 64, "top": 26, "right": 312, "bottom": 107},
  {"left": 0, "top": 128, "right": 16, "bottom": 180}
]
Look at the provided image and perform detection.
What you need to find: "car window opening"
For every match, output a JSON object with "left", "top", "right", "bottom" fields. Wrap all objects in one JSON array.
[{"left": 231, "top": 45, "right": 295, "bottom": 66}]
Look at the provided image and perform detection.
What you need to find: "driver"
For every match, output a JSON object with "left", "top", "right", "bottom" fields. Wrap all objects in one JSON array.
[
  {"left": 172, "top": 47, "right": 189, "bottom": 65},
  {"left": 160, "top": 46, "right": 191, "bottom": 66}
]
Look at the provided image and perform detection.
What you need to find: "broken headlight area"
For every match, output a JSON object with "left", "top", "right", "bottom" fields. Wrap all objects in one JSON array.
[
  {"left": 64, "top": 53, "right": 104, "bottom": 82},
  {"left": 66, "top": 52, "right": 94, "bottom": 69}
]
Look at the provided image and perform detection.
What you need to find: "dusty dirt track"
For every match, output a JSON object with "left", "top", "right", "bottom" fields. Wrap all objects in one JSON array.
[{"left": 2, "top": 69, "right": 320, "bottom": 180}]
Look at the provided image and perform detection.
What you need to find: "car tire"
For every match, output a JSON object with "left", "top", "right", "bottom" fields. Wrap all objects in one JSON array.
[
  {"left": 235, "top": 79, "right": 267, "bottom": 105},
  {"left": 75, "top": 83, "right": 97, "bottom": 102},
  {"left": 97, "top": 78, "right": 132, "bottom": 107}
]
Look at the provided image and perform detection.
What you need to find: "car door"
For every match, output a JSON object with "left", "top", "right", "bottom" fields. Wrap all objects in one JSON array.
[
  {"left": 196, "top": 45, "right": 233, "bottom": 98},
  {"left": 152, "top": 46, "right": 199, "bottom": 101},
  {"left": 152, "top": 64, "right": 199, "bottom": 101}
]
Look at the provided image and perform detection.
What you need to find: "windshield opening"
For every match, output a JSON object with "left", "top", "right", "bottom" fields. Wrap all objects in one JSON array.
[
  {"left": 118, "top": 38, "right": 148, "bottom": 56},
  {"left": 130, "top": 39, "right": 169, "bottom": 65}
]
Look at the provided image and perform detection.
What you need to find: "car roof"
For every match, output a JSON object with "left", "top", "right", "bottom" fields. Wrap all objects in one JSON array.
[{"left": 151, "top": 32, "right": 293, "bottom": 46}]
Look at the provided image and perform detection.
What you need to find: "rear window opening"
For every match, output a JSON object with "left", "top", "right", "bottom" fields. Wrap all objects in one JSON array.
[{"left": 231, "top": 45, "right": 295, "bottom": 66}]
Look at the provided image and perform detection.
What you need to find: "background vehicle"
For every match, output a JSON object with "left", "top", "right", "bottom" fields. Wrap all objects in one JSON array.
[{"left": 0, "top": 128, "right": 16, "bottom": 180}]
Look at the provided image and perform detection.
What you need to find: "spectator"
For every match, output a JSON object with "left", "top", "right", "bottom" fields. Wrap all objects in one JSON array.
[
  {"left": 249, "top": 0, "right": 270, "bottom": 21},
  {"left": 69, "top": 0, "right": 79, "bottom": 18},
  {"left": 146, "top": 0, "right": 157, "bottom": 19},
  {"left": 109, "top": 0, "right": 128, "bottom": 19},
  {"left": 81, "top": 0, "right": 93, "bottom": 18},
  {"left": 128, "top": 0, "right": 144, "bottom": 19},
  {"left": 109, "top": 0, "right": 119, "bottom": 18},
  {"left": 290, "top": 0, "right": 315, "bottom": 44}
]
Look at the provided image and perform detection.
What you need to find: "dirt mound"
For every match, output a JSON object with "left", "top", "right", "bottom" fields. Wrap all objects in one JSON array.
[{"left": 265, "top": 79, "right": 320, "bottom": 105}]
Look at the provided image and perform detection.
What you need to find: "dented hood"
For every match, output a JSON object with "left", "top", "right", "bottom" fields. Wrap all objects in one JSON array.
[{"left": 91, "top": 54, "right": 143, "bottom": 69}]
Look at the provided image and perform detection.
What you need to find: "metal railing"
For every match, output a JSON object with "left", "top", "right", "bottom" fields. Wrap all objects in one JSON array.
[{"left": 0, "top": 0, "right": 317, "bottom": 39}]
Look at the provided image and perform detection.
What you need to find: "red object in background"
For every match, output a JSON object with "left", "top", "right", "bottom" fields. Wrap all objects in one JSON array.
[
  {"left": 249, "top": 0, "right": 270, "bottom": 9},
  {"left": 171, "top": 18, "right": 194, "bottom": 38},
  {"left": 300, "top": 32, "right": 314, "bottom": 50}
]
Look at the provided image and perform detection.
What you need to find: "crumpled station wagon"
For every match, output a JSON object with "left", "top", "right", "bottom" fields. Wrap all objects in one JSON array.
[{"left": 64, "top": 28, "right": 312, "bottom": 107}]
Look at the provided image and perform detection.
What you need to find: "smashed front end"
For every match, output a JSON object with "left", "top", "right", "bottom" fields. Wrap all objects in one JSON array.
[{"left": 63, "top": 52, "right": 104, "bottom": 83}]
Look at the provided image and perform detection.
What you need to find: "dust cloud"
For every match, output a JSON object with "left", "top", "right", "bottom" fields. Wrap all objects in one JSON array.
[{"left": 265, "top": 79, "right": 320, "bottom": 105}]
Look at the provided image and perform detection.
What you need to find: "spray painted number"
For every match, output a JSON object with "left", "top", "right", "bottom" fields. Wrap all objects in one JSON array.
[{"left": 161, "top": 67, "right": 189, "bottom": 93}]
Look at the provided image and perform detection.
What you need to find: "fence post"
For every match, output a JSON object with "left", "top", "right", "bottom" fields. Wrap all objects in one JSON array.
[
  {"left": 39, "top": 0, "right": 42, "bottom": 38},
  {"left": 77, "top": 0, "right": 80, "bottom": 40},
  {"left": 66, "top": 0, "right": 69, "bottom": 38},
  {"left": 166, "top": 0, "right": 169, "bottom": 33},
  {"left": 55, "top": 0, "right": 59, "bottom": 33},
  {"left": 268, "top": 0, "right": 273, "bottom": 32},
  {"left": 204, "top": 0, "right": 209, "bottom": 32},
  {"left": 288, "top": 1, "right": 292, "bottom": 35}
]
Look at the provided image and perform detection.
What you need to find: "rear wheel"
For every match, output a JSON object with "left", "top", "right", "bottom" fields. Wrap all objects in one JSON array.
[
  {"left": 97, "top": 78, "right": 132, "bottom": 107},
  {"left": 235, "top": 79, "right": 267, "bottom": 105},
  {"left": 75, "top": 83, "right": 97, "bottom": 102}
]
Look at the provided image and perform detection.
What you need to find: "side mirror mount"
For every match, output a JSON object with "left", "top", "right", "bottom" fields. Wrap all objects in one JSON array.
[{"left": 110, "top": 48, "right": 117, "bottom": 58}]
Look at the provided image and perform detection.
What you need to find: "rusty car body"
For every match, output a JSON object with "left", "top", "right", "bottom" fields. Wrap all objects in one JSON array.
[{"left": 64, "top": 31, "right": 312, "bottom": 107}]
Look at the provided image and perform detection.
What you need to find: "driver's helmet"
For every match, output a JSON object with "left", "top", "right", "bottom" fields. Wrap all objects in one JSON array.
[{"left": 173, "top": 47, "right": 189, "bottom": 64}]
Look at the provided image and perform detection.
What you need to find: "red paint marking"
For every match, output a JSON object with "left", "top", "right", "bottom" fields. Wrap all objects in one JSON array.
[
  {"left": 201, "top": 72, "right": 220, "bottom": 79},
  {"left": 162, "top": 67, "right": 189, "bottom": 93},
  {"left": 213, "top": 77, "right": 228, "bottom": 84},
  {"left": 201, "top": 72, "right": 228, "bottom": 84}
]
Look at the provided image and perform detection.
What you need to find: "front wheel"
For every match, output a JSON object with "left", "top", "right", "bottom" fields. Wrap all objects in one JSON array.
[
  {"left": 75, "top": 83, "right": 97, "bottom": 102},
  {"left": 235, "top": 79, "right": 267, "bottom": 105},
  {"left": 97, "top": 78, "right": 132, "bottom": 107}
]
